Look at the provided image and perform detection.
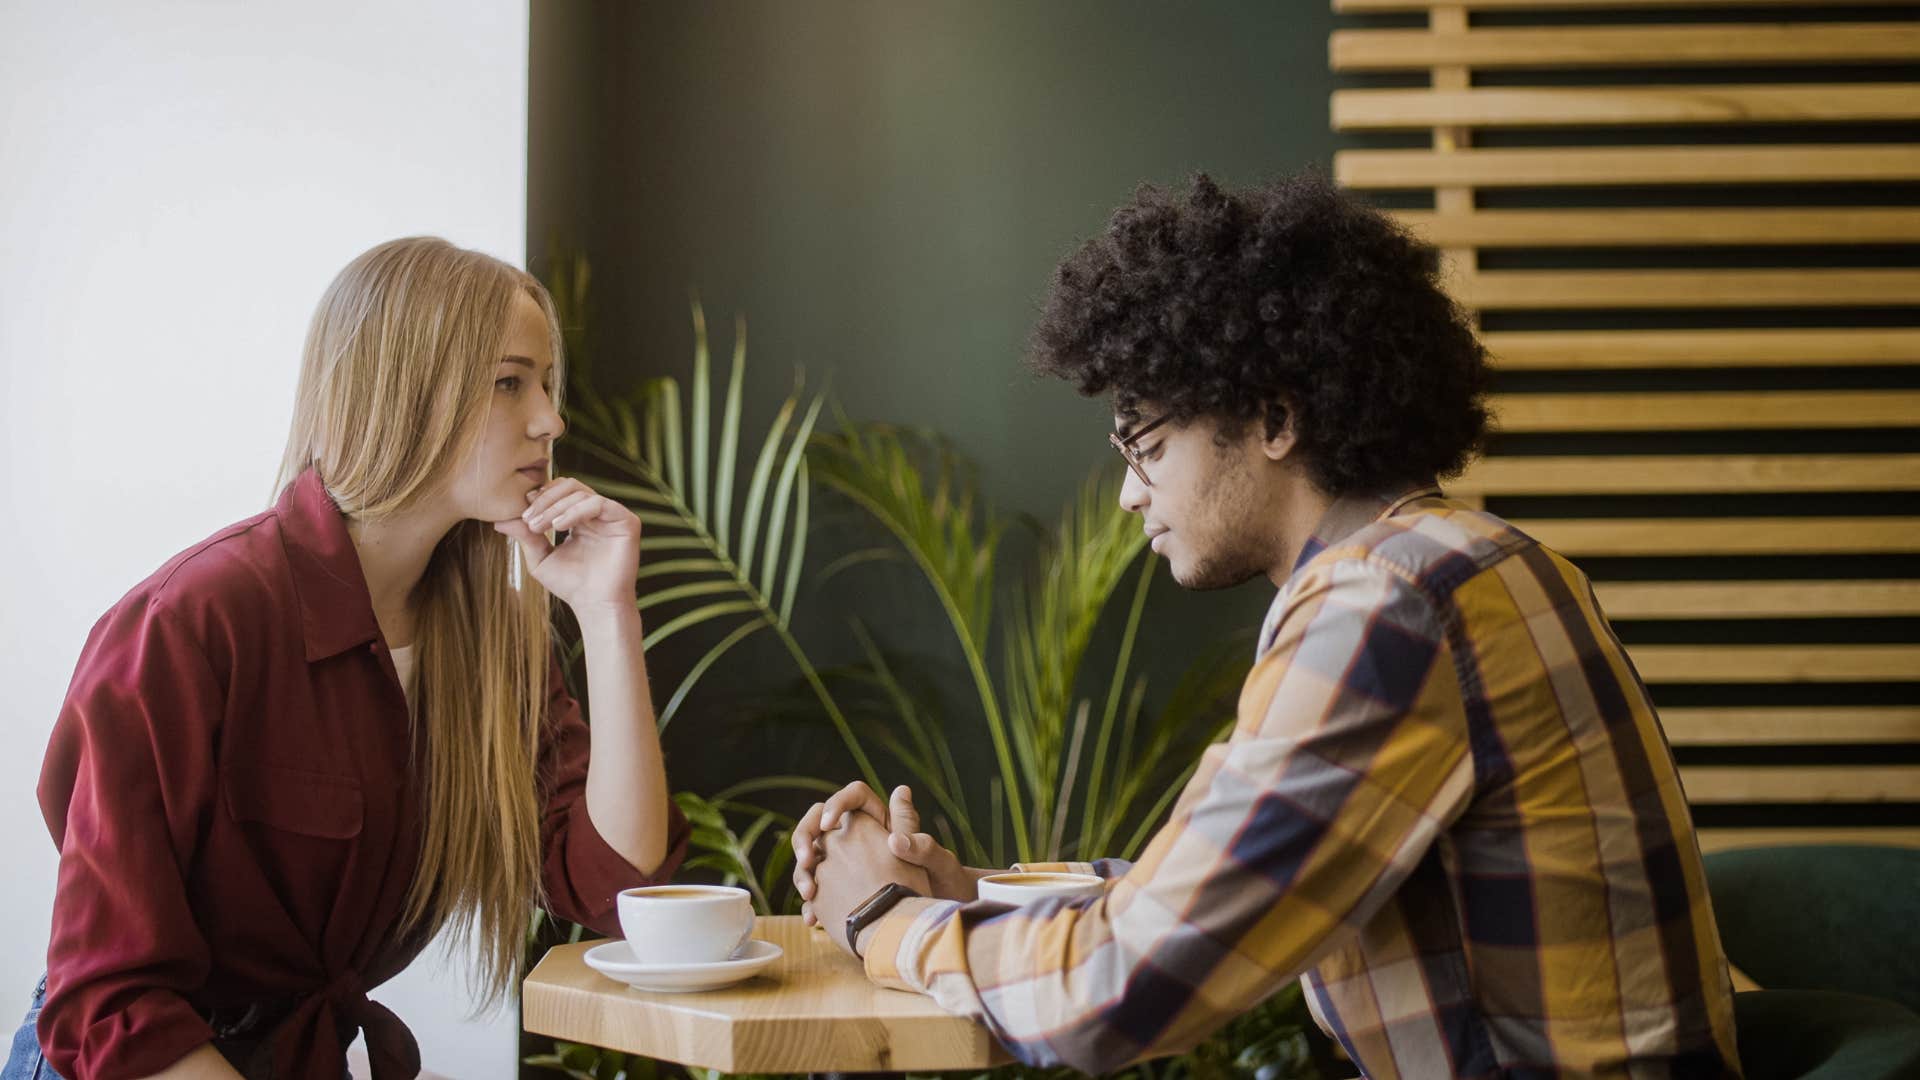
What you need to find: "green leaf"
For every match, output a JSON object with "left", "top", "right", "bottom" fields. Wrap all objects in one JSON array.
[
  {"left": 659, "top": 621, "right": 764, "bottom": 733},
  {"left": 635, "top": 579, "right": 743, "bottom": 613},
  {"left": 689, "top": 300, "right": 710, "bottom": 526},
  {"left": 713, "top": 313, "right": 745, "bottom": 554},
  {"left": 641, "top": 600, "right": 759, "bottom": 651}
]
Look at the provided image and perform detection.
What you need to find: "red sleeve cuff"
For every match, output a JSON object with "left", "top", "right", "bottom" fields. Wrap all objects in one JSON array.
[
  {"left": 551, "top": 797, "right": 691, "bottom": 937},
  {"left": 44, "top": 986, "right": 215, "bottom": 1080}
]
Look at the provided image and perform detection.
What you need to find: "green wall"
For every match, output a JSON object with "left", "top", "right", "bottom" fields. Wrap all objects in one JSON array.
[{"left": 529, "top": 1, "right": 1342, "bottom": 810}]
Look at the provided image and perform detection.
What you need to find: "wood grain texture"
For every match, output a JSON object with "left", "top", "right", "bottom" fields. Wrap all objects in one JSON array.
[
  {"left": 1332, "top": 24, "right": 1920, "bottom": 70},
  {"left": 1698, "top": 827, "right": 1920, "bottom": 853},
  {"left": 1395, "top": 208, "right": 1920, "bottom": 247},
  {"left": 1481, "top": 328, "right": 1920, "bottom": 369},
  {"left": 1490, "top": 390, "right": 1920, "bottom": 431},
  {"left": 1507, "top": 517, "right": 1920, "bottom": 555},
  {"left": 522, "top": 917, "right": 1008, "bottom": 1073},
  {"left": 1593, "top": 581, "right": 1920, "bottom": 618},
  {"left": 1455, "top": 455, "right": 1920, "bottom": 495},
  {"left": 1451, "top": 268, "right": 1920, "bottom": 309},
  {"left": 1682, "top": 764, "right": 1920, "bottom": 803},
  {"left": 1335, "top": 0, "right": 1916, "bottom": 13},
  {"left": 1333, "top": 85, "right": 1920, "bottom": 130},
  {"left": 1661, "top": 706, "right": 1920, "bottom": 745},
  {"left": 1629, "top": 644, "right": 1920, "bottom": 683},
  {"left": 1336, "top": 145, "right": 1920, "bottom": 188}
]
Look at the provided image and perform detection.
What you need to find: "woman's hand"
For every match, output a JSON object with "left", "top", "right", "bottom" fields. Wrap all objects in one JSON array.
[{"left": 494, "top": 477, "right": 640, "bottom": 615}]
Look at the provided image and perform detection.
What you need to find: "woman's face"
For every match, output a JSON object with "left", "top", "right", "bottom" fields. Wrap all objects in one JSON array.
[{"left": 449, "top": 290, "right": 564, "bottom": 524}]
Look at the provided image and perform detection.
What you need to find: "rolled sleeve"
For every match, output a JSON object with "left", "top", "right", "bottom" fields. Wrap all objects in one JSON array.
[
  {"left": 37, "top": 597, "right": 220, "bottom": 1078},
  {"left": 537, "top": 653, "right": 690, "bottom": 937}
]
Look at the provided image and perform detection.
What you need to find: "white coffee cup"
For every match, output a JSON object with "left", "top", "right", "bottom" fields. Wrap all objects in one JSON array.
[
  {"left": 976, "top": 871, "right": 1106, "bottom": 906},
  {"left": 617, "top": 884, "right": 754, "bottom": 965}
]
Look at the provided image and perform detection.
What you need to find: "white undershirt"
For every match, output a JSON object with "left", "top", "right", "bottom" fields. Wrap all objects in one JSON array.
[{"left": 390, "top": 644, "right": 417, "bottom": 708}]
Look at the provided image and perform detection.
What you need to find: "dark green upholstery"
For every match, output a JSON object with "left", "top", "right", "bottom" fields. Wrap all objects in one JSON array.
[
  {"left": 1704, "top": 845, "right": 1920, "bottom": 1079},
  {"left": 1731, "top": 990, "right": 1920, "bottom": 1080},
  {"left": 1703, "top": 844, "right": 1920, "bottom": 1012}
]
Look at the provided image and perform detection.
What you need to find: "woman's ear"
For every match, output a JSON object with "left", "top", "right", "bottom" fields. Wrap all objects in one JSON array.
[{"left": 1259, "top": 402, "right": 1298, "bottom": 462}]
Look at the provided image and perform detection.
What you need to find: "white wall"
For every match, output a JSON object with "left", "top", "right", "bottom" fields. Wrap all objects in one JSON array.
[{"left": 2, "top": 3, "right": 530, "bottom": 1075}]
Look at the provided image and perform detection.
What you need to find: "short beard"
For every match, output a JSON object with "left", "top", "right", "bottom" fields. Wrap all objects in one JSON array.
[{"left": 1173, "top": 545, "right": 1269, "bottom": 591}]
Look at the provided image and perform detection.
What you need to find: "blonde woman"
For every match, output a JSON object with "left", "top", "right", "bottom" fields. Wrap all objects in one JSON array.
[{"left": 11, "top": 238, "right": 686, "bottom": 1080}]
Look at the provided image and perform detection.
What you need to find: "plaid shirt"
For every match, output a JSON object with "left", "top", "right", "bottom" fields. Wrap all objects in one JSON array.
[{"left": 863, "top": 488, "right": 1741, "bottom": 1077}]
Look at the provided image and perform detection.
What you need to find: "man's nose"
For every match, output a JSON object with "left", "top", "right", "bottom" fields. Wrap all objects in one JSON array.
[{"left": 1118, "top": 468, "right": 1148, "bottom": 515}]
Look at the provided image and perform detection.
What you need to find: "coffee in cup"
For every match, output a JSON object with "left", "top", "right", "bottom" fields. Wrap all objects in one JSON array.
[
  {"left": 617, "top": 884, "right": 754, "bottom": 965},
  {"left": 976, "top": 872, "right": 1105, "bottom": 906}
]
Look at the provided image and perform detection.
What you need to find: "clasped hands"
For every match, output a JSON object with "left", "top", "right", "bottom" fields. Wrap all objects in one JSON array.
[{"left": 789, "top": 782, "right": 988, "bottom": 958}]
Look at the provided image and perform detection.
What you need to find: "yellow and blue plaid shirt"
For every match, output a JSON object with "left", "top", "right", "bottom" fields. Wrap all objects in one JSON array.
[{"left": 863, "top": 488, "right": 1741, "bottom": 1077}]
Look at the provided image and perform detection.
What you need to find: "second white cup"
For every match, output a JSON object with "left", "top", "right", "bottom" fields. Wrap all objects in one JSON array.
[{"left": 976, "top": 871, "right": 1106, "bottom": 906}]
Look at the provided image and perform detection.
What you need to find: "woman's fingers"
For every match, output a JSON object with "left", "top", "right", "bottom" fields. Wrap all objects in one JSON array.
[
  {"left": 492, "top": 516, "right": 553, "bottom": 566},
  {"left": 528, "top": 490, "right": 593, "bottom": 534},
  {"left": 523, "top": 477, "right": 586, "bottom": 522}
]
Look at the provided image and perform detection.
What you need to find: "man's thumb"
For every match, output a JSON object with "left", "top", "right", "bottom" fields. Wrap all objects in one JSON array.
[
  {"left": 887, "top": 831, "right": 939, "bottom": 865},
  {"left": 888, "top": 785, "right": 921, "bottom": 835}
]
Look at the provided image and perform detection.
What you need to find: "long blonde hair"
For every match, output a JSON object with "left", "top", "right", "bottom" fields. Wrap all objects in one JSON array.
[{"left": 276, "top": 237, "right": 565, "bottom": 1008}]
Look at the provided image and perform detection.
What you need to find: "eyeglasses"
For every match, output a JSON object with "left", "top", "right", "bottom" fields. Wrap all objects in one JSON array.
[{"left": 1108, "top": 412, "right": 1172, "bottom": 487}]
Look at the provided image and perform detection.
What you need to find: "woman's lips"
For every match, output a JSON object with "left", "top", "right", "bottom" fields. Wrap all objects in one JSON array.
[{"left": 517, "top": 466, "right": 546, "bottom": 483}]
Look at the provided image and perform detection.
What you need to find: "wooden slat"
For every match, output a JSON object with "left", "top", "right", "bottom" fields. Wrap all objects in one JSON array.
[
  {"left": 1332, "top": 25, "right": 1920, "bottom": 71},
  {"left": 1336, "top": 145, "right": 1920, "bottom": 188},
  {"left": 1595, "top": 581, "right": 1920, "bottom": 619},
  {"left": 1681, "top": 764, "right": 1920, "bottom": 802},
  {"left": 1453, "top": 268, "right": 1920, "bottom": 309},
  {"left": 1482, "top": 328, "right": 1920, "bottom": 369},
  {"left": 1333, "top": 85, "right": 1920, "bottom": 131},
  {"left": 1698, "top": 827, "right": 1920, "bottom": 853},
  {"left": 1511, "top": 517, "right": 1920, "bottom": 555},
  {"left": 1336, "top": 0, "right": 1919, "bottom": 12},
  {"left": 1490, "top": 390, "right": 1920, "bottom": 431},
  {"left": 1662, "top": 706, "right": 1920, "bottom": 745},
  {"left": 1631, "top": 644, "right": 1920, "bottom": 682},
  {"left": 1457, "top": 455, "right": 1920, "bottom": 495},
  {"left": 1396, "top": 208, "right": 1920, "bottom": 247}
]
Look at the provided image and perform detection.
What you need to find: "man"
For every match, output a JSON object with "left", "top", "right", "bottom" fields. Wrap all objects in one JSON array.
[{"left": 793, "top": 172, "right": 1741, "bottom": 1077}]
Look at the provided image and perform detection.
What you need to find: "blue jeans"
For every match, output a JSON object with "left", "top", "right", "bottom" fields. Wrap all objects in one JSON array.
[{"left": 2, "top": 974, "right": 61, "bottom": 1080}]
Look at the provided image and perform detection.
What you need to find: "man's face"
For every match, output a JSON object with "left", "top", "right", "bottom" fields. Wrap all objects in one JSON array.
[{"left": 1115, "top": 409, "right": 1279, "bottom": 591}]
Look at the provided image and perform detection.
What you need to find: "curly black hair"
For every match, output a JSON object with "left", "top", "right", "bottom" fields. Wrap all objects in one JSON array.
[{"left": 1030, "top": 170, "right": 1490, "bottom": 497}]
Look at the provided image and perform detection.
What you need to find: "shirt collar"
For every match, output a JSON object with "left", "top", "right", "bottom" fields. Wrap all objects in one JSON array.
[
  {"left": 1259, "top": 482, "right": 1443, "bottom": 658},
  {"left": 1288, "top": 483, "right": 1444, "bottom": 577},
  {"left": 276, "top": 468, "right": 383, "bottom": 661}
]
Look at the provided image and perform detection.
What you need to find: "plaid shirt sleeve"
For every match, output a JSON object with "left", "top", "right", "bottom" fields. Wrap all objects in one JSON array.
[{"left": 861, "top": 557, "right": 1476, "bottom": 1073}]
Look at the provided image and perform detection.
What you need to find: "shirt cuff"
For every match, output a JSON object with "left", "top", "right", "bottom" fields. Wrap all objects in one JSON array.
[{"left": 861, "top": 897, "right": 958, "bottom": 991}]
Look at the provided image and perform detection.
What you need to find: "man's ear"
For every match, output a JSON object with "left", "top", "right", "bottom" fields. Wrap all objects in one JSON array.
[{"left": 1258, "top": 403, "right": 1298, "bottom": 463}]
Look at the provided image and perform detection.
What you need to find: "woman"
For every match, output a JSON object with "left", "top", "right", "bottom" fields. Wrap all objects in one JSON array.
[{"left": 9, "top": 238, "right": 686, "bottom": 1079}]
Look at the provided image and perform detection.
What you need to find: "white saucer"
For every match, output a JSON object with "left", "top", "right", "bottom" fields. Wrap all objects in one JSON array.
[{"left": 583, "top": 938, "right": 783, "bottom": 993}]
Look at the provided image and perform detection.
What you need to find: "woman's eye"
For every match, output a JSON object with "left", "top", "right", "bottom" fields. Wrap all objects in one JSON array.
[{"left": 496, "top": 375, "right": 521, "bottom": 393}]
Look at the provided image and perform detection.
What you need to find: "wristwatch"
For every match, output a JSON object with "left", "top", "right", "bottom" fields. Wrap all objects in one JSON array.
[{"left": 844, "top": 881, "right": 921, "bottom": 958}]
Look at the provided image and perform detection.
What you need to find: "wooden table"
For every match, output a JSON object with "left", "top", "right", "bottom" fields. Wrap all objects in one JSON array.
[{"left": 522, "top": 915, "right": 1011, "bottom": 1073}]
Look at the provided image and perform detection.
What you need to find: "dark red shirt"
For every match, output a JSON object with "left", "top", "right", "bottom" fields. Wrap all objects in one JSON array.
[{"left": 37, "top": 469, "right": 688, "bottom": 1079}]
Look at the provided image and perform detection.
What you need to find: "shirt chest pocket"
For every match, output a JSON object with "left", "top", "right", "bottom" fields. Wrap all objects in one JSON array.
[{"left": 222, "top": 763, "right": 364, "bottom": 839}]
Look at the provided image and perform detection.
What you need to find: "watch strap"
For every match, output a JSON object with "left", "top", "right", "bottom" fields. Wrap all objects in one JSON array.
[{"left": 845, "top": 881, "right": 920, "bottom": 957}]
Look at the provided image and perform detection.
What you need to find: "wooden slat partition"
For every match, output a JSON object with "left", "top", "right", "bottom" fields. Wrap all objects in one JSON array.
[
  {"left": 1332, "top": 25, "right": 1920, "bottom": 70},
  {"left": 1331, "top": 0, "right": 1920, "bottom": 849},
  {"left": 1398, "top": 209, "right": 1920, "bottom": 247},
  {"left": 1663, "top": 707, "right": 1920, "bottom": 745},
  {"left": 1334, "top": 85, "right": 1920, "bottom": 130},
  {"left": 1594, "top": 581, "right": 1920, "bottom": 619},
  {"left": 1491, "top": 391, "right": 1920, "bottom": 431},
  {"left": 1338, "top": 145, "right": 1920, "bottom": 188},
  {"left": 1337, "top": 0, "right": 1917, "bottom": 12},
  {"left": 1482, "top": 329, "right": 1920, "bottom": 369},
  {"left": 1510, "top": 518, "right": 1920, "bottom": 556}
]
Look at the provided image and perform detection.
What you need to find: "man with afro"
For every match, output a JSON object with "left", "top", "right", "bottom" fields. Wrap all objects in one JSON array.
[{"left": 795, "top": 171, "right": 1741, "bottom": 1078}]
